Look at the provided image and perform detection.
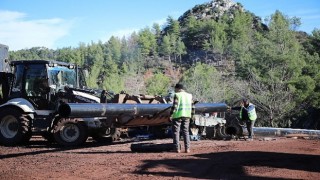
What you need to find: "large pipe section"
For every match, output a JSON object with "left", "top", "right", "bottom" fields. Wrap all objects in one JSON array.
[
  {"left": 253, "top": 127, "right": 320, "bottom": 137},
  {"left": 225, "top": 126, "right": 320, "bottom": 138},
  {"left": 58, "top": 103, "right": 228, "bottom": 118}
]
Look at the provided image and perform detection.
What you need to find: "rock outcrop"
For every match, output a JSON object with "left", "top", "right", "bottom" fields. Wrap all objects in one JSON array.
[{"left": 178, "top": 0, "right": 244, "bottom": 23}]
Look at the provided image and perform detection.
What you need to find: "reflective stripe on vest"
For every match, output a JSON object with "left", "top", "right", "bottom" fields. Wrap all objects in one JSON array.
[
  {"left": 172, "top": 91, "right": 192, "bottom": 119},
  {"left": 240, "top": 103, "right": 257, "bottom": 121}
]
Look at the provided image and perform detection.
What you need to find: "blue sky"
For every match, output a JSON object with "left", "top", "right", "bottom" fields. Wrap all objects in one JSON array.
[{"left": 1, "top": 0, "right": 319, "bottom": 51}]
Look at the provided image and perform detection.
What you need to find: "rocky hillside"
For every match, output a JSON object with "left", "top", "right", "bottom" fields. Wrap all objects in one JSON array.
[
  {"left": 178, "top": 0, "right": 243, "bottom": 22},
  {"left": 160, "top": 0, "right": 269, "bottom": 68}
]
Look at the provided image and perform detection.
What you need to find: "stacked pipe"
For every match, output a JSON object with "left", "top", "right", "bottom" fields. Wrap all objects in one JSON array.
[{"left": 58, "top": 103, "right": 228, "bottom": 118}]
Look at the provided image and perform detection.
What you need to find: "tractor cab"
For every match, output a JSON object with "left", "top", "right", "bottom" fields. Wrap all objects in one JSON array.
[{"left": 9, "top": 60, "right": 81, "bottom": 109}]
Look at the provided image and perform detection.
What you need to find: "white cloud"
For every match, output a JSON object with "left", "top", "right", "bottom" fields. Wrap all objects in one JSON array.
[
  {"left": 0, "top": 10, "right": 73, "bottom": 51},
  {"left": 0, "top": 11, "right": 25, "bottom": 22}
]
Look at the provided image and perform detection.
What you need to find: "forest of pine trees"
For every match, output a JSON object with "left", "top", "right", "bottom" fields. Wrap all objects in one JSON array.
[{"left": 8, "top": 1, "right": 320, "bottom": 129}]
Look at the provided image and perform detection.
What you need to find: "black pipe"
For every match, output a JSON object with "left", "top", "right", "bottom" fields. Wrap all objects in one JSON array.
[{"left": 58, "top": 103, "right": 228, "bottom": 118}]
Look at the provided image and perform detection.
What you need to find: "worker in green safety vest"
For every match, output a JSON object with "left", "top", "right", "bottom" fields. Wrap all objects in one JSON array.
[
  {"left": 231, "top": 99, "right": 257, "bottom": 140},
  {"left": 170, "top": 83, "right": 195, "bottom": 153}
]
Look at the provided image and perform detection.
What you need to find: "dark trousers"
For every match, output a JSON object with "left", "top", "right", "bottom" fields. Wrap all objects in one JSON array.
[
  {"left": 245, "top": 120, "right": 255, "bottom": 138},
  {"left": 172, "top": 117, "right": 190, "bottom": 150}
]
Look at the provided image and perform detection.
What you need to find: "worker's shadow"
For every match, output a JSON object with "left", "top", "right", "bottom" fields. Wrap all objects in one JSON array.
[{"left": 135, "top": 151, "right": 320, "bottom": 179}]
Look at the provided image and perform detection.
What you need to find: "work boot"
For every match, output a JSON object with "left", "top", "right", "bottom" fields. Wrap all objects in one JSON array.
[{"left": 185, "top": 149, "right": 190, "bottom": 153}]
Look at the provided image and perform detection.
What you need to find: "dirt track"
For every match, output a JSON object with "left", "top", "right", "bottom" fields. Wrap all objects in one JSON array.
[{"left": 0, "top": 136, "right": 319, "bottom": 180}]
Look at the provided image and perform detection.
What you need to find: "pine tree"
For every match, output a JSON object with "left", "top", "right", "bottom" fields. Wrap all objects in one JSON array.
[
  {"left": 160, "top": 35, "right": 172, "bottom": 62},
  {"left": 246, "top": 11, "right": 306, "bottom": 127},
  {"left": 145, "top": 72, "right": 171, "bottom": 95}
]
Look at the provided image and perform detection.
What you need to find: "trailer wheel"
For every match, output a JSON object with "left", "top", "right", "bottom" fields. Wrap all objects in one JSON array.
[
  {"left": 91, "top": 133, "right": 111, "bottom": 143},
  {"left": 91, "top": 128, "right": 112, "bottom": 143},
  {"left": 0, "top": 108, "right": 31, "bottom": 146},
  {"left": 53, "top": 118, "right": 88, "bottom": 146},
  {"left": 111, "top": 128, "right": 121, "bottom": 141},
  {"left": 215, "top": 124, "right": 230, "bottom": 140},
  {"left": 205, "top": 127, "right": 215, "bottom": 139}
]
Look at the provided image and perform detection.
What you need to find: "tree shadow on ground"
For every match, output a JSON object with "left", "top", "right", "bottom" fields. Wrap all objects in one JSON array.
[
  {"left": 0, "top": 137, "right": 135, "bottom": 159},
  {"left": 136, "top": 151, "right": 320, "bottom": 179}
]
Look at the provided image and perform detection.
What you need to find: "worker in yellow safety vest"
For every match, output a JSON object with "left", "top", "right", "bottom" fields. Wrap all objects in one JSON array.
[
  {"left": 231, "top": 99, "right": 257, "bottom": 140},
  {"left": 170, "top": 83, "right": 195, "bottom": 153}
]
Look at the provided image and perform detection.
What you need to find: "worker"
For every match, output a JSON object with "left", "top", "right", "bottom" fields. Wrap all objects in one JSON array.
[
  {"left": 170, "top": 83, "right": 195, "bottom": 153},
  {"left": 230, "top": 99, "right": 257, "bottom": 140}
]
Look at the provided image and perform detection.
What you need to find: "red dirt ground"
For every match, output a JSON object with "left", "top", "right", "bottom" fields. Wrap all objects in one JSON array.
[{"left": 0, "top": 136, "right": 319, "bottom": 180}]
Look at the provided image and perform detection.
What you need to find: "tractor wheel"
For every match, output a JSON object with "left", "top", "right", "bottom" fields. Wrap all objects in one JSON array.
[
  {"left": 53, "top": 118, "right": 88, "bottom": 146},
  {"left": 0, "top": 108, "right": 32, "bottom": 146}
]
